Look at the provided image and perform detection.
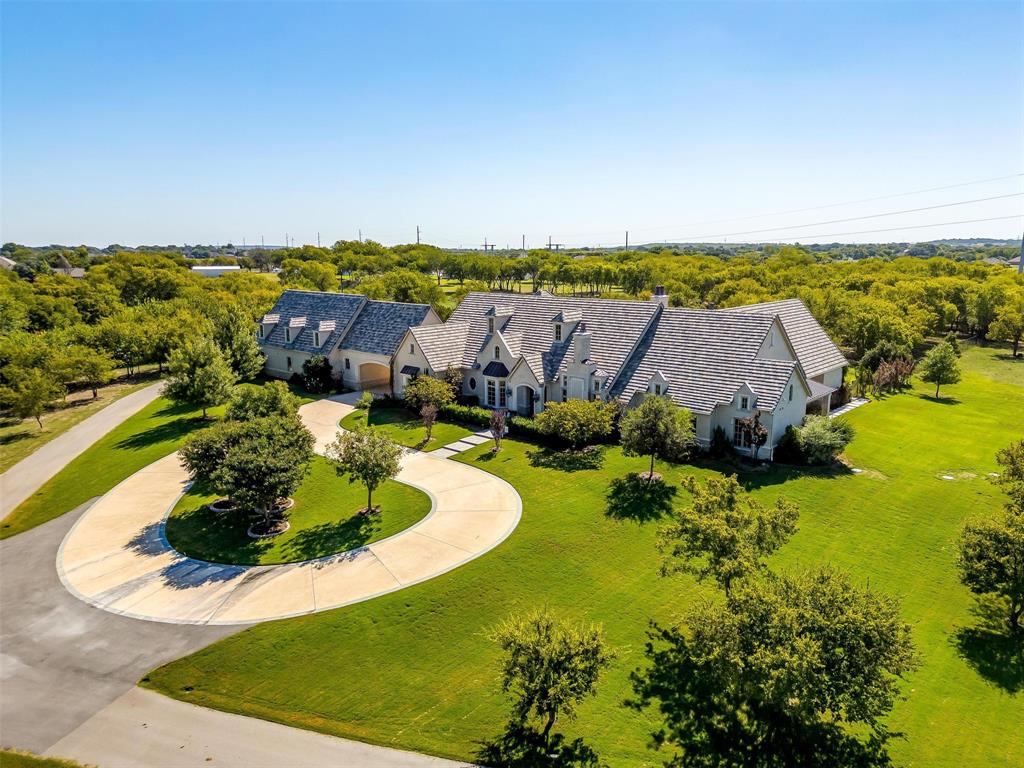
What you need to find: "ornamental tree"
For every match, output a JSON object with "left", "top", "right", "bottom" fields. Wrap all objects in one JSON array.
[
  {"left": 326, "top": 426, "right": 402, "bottom": 513},
  {"left": 619, "top": 395, "right": 694, "bottom": 482},
  {"left": 489, "top": 608, "right": 615, "bottom": 748},
  {"left": 631, "top": 569, "right": 917, "bottom": 766},
  {"left": 301, "top": 354, "right": 334, "bottom": 394},
  {"left": 490, "top": 408, "right": 507, "bottom": 452},
  {"left": 659, "top": 474, "right": 799, "bottom": 596},
  {"left": 919, "top": 341, "right": 961, "bottom": 398},
  {"left": 421, "top": 403, "right": 439, "bottom": 443},
  {"left": 959, "top": 508, "right": 1024, "bottom": 632},
  {"left": 403, "top": 374, "right": 455, "bottom": 412},
  {"left": 535, "top": 399, "right": 616, "bottom": 450},
  {"left": 735, "top": 411, "right": 769, "bottom": 462},
  {"left": 164, "top": 337, "right": 236, "bottom": 418}
]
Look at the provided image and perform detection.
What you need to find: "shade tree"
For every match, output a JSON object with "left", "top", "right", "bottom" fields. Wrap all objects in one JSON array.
[
  {"left": 326, "top": 426, "right": 402, "bottom": 514},
  {"left": 619, "top": 395, "right": 694, "bottom": 482},
  {"left": 164, "top": 337, "right": 237, "bottom": 418},
  {"left": 0, "top": 368, "right": 64, "bottom": 429},
  {"left": 919, "top": 341, "right": 961, "bottom": 398}
]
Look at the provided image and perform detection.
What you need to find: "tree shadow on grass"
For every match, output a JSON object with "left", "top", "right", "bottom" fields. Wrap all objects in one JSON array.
[
  {"left": 605, "top": 473, "right": 678, "bottom": 522},
  {"left": 0, "top": 430, "right": 33, "bottom": 447},
  {"left": 476, "top": 721, "right": 603, "bottom": 768},
  {"left": 917, "top": 393, "right": 961, "bottom": 406},
  {"left": 163, "top": 502, "right": 270, "bottom": 565},
  {"left": 952, "top": 596, "right": 1024, "bottom": 694},
  {"left": 114, "top": 416, "right": 210, "bottom": 451},
  {"left": 690, "top": 458, "right": 854, "bottom": 492},
  {"left": 281, "top": 512, "right": 381, "bottom": 560},
  {"left": 527, "top": 447, "right": 605, "bottom": 472}
]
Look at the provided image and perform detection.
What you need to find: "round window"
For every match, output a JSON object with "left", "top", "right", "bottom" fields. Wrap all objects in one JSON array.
[{"left": 469, "top": 377, "right": 476, "bottom": 390}]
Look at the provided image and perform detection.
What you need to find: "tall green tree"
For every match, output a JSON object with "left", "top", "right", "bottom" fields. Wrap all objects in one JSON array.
[
  {"left": 919, "top": 341, "right": 961, "bottom": 398},
  {"left": 50, "top": 345, "right": 117, "bottom": 397},
  {"left": 989, "top": 292, "right": 1024, "bottom": 357},
  {"left": 489, "top": 608, "right": 615, "bottom": 748},
  {"left": 326, "top": 426, "right": 402, "bottom": 513},
  {"left": 164, "top": 337, "right": 237, "bottom": 418},
  {"left": 659, "top": 475, "right": 799, "bottom": 595},
  {"left": 215, "top": 305, "right": 265, "bottom": 379},
  {"left": 0, "top": 368, "right": 65, "bottom": 429},
  {"left": 619, "top": 395, "right": 694, "bottom": 482},
  {"left": 959, "top": 508, "right": 1024, "bottom": 633},
  {"left": 631, "top": 569, "right": 917, "bottom": 767},
  {"left": 225, "top": 381, "right": 299, "bottom": 422}
]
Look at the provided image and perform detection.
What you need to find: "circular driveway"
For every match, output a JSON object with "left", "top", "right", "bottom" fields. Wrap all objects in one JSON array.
[{"left": 56, "top": 395, "right": 521, "bottom": 625}]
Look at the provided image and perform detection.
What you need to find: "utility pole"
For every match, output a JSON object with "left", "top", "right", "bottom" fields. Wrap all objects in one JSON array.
[
  {"left": 625, "top": 230, "right": 629, "bottom": 250},
  {"left": 285, "top": 233, "right": 288, "bottom": 249},
  {"left": 261, "top": 235, "right": 264, "bottom": 249},
  {"left": 358, "top": 229, "right": 362, "bottom": 243},
  {"left": 522, "top": 234, "right": 526, "bottom": 252},
  {"left": 1019, "top": 229, "right": 1023, "bottom": 274},
  {"left": 416, "top": 225, "right": 421, "bottom": 244},
  {"left": 317, "top": 232, "right": 320, "bottom": 248}
]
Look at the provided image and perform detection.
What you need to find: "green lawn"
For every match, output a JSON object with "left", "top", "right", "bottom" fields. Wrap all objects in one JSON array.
[
  {"left": 0, "top": 369, "right": 159, "bottom": 474},
  {"left": 0, "top": 749, "right": 91, "bottom": 768},
  {"left": 0, "top": 380, "right": 318, "bottom": 540},
  {"left": 340, "top": 404, "right": 474, "bottom": 452},
  {"left": 165, "top": 455, "right": 431, "bottom": 565},
  {"left": 143, "top": 344, "right": 1023, "bottom": 765}
]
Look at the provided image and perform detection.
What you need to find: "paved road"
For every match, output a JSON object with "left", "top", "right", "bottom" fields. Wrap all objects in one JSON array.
[
  {"left": 46, "top": 688, "right": 465, "bottom": 768},
  {"left": 56, "top": 394, "right": 522, "bottom": 624},
  {"left": 0, "top": 381, "right": 164, "bottom": 519}
]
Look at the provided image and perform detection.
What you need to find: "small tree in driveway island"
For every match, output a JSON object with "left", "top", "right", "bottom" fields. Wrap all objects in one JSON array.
[
  {"left": 327, "top": 426, "right": 402, "bottom": 514},
  {"left": 164, "top": 337, "right": 236, "bottom": 418},
  {"left": 920, "top": 341, "right": 961, "bottom": 398},
  {"left": 619, "top": 395, "right": 694, "bottom": 482},
  {"left": 489, "top": 608, "right": 614, "bottom": 749}
]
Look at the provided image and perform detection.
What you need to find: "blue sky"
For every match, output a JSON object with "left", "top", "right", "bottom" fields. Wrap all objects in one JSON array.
[{"left": 2, "top": 1, "right": 1021, "bottom": 248}]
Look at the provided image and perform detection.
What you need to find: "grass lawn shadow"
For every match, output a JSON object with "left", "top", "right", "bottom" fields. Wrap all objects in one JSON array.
[
  {"left": 917, "top": 394, "right": 961, "bottom": 405},
  {"left": 605, "top": 472, "right": 678, "bottom": 522},
  {"left": 476, "top": 721, "right": 602, "bottom": 768},
  {"left": 953, "top": 597, "right": 1024, "bottom": 694},
  {"left": 163, "top": 501, "right": 271, "bottom": 564},
  {"left": 281, "top": 512, "right": 382, "bottom": 561},
  {"left": 114, "top": 414, "right": 211, "bottom": 451},
  {"left": 527, "top": 446, "right": 605, "bottom": 472}
]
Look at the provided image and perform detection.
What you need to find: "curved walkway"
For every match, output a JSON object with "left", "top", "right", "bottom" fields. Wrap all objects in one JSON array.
[{"left": 56, "top": 393, "right": 521, "bottom": 625}]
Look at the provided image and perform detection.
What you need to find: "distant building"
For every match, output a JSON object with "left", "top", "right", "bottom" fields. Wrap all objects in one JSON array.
[
  {"left": 0, "top": 256, "right": 16, "bottom": 271},
  {"left": 191, "top": 265, "right": 242, "bottom": 278}
]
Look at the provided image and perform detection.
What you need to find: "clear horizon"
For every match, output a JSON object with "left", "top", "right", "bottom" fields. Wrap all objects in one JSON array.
[{"left": 2, "top": 1, "right": 1022, "bottom": 248}]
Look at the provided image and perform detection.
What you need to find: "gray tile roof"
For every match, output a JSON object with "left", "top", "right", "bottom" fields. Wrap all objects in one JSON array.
[
  {"left": 340, "top": 299, "right": 433, "bottom": 355},
  {"left": 722, "top": 298, "right": 847, "bottom": 378},
  {"left": 258, "top": 290, "right": 432, "bottom": 357},
  {"left": 448, "top": 292, "right": 660, "bottom": 382},
  {"left": 409, "top": 322, "right": 472, "bottom": 372},
  {"left": 259, "top": 290, "right": 365, "bottom": 354},
  {"left": 609, "top": 308, "right": 801, "bottom": 414}
]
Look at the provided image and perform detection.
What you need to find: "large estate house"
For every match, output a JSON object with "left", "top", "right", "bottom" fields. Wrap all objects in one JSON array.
[{"left": 260, "top": 288, "right": 848, "bottom": 459}]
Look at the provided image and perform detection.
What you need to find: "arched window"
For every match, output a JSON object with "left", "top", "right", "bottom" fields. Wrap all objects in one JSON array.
[{"left": 494, "top": 346, "right": 500, "bottom": 359}]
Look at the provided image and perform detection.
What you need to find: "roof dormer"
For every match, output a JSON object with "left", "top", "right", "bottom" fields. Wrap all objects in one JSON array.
[
  {"left": 550, "top": 309, "right": 581, "bottom": 342},
  {"left": 314, "top": 319, "right": 335, "bottom": 348},
  {"left": 259, "top": 313, "right": 279, "bottom": 340},
  {"left": 648, "top": 370, "right": 669, "bottom": 397},
  {"left": 285, "top": 316, "right": 306, "bottom": 344},
  {"left": 486, "top": 305, "right": 514, "bottom": 334}
]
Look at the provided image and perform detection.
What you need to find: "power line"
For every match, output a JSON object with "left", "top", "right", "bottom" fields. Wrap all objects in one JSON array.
[
  {"left": 665, "top": 192, "right": 1022, "bottom": 242},
  {"left": 750, "top": 214, "right": 1024, "bottom": 244},
  {"left": 559, "top": 171, "right": 1024, "bottom": 243}
]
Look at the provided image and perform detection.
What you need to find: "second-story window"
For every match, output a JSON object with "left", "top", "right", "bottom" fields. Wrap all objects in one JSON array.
[
  {"left": 410, "top": 343, "right": 414, "bottom": 354},
  {"left": 285, "top": 328, "right": 292, "bottom": 343},
  {"left": 314, "top": 332, "right": 321, "bottom": 347},
  {"left": 494, "top": 346, "right": 500, "bottom": 359},
  {"left": 789, "top": 385, "right": 793, "bottom": 401},
  {"left": 740, "top": 396, "right": 749, "bottom": 410},
  {"left": 554, "top": 324, "right": 562, "bottom": 341}
]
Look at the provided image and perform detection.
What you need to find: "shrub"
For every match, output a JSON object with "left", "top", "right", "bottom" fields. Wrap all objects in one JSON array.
[
  {"left": 860, "top": 341, "right": 912, "bottom": 372},
  {"left": 226, "top": 381, "right": 299, "bottom": 421},
  {"left": 356, "top": 390, "right": 374, "bottom": 410},
  {"left": 795, "top": 415, "right": 855, "bottom": 464},
  {"left": 773, "top": 425, "right": 804, "bottom": 464},
  {"left": 301, "top": 355, "right": 334, "bottom": 394},
  {"left": 708, "top": 425, "right": 734, "bottom": 458},
  {"left": 404, "top": 375, "right": 455, "bottom": 412},
  {"left": 535, "top": 399, "right": 617, "bottom": 450}
]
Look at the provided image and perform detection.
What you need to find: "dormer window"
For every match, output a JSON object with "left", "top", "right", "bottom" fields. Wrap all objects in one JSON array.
[
  {"left": 654, "top": 383, "right": 663, "bottom": 396},
  {"left": 285, "top": 328, "right": 292, "bottom": 343},
  {"left": 314, "top": 332, "right": 321, "bottom": 347},
  {"left": 258, "top": 326, "right": 265, "bottom": 339},
  {"left": 489, "top": 318, "right": 494, "bottom": 333},
  {"left": 554, "top": 324, "right": 562, "bottom": 342},
  {"left": 740, "top": 396, "right": 749, "bottom": 410},
  {"left": 789, "top": 385, "right": 794, "bottom": 401}
]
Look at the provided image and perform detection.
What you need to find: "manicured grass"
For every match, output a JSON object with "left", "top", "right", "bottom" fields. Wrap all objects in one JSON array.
[
  {"left": 0, "top": 749, "right": 91, "bottom": 768},
  {"left": 0, "top": 371, "right": 158, "bottom": 474},
  {"left": 165, "top": 455, "right": 431, "bottom": 565},
  {"left": 144, "top": 344, "right": 1019, "bottom": 766},
  {"left": 0, "top": 381, "right": 319, "bottom": 540},
  {"left": 340, "top": 404, "right": 474, "bottom": 452}
]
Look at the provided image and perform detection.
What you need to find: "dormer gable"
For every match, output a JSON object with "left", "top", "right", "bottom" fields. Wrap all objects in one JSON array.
[
  {"left": 756, "top": 317, "right": 798, "bottom": 362},
  {"left": 314, "top": 319, "right": 336, "bottom": 348},
  {"left": 486, "top": 305, "right": 514, "bottom": 333},
  {"left": 550, "top": 308, "right": 581, "bottom": 342},
  {"left": 733, "top": 382, "right": 757, "bottom": 411},
  {"left": 259, "top": 313, "right": 279, "bottom": 340},
  {"left": 285, "top": 316, "right": 306, "bottom": 344},
  {"left": 647, "top": 370, "right": 670, "bottom": 397}
]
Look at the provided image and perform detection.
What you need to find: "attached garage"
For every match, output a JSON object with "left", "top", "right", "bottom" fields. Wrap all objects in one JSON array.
[{"left": 358, "top": 361, "right": 391, "bottom": 391}]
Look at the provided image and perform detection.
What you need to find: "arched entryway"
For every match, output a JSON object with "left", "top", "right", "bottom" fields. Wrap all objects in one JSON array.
[
  {"left": 358, "top": 361, "right": 391, "bottom": 392},
  {"left": 516, "top": 385, "right": 536, "bottom": 417}
]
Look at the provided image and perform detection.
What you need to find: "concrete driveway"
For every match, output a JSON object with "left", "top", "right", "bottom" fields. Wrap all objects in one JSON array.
[{"left": 55, "top": 395, "right": 522, "bottom": 624}]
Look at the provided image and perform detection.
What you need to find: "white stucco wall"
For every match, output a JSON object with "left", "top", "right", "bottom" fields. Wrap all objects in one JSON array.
[
  {"left": 390, "top": 333, "right": 434, "bottom": 398},
  {"left": 263, "top": 346, "right": 312, "bottom": 379},
  {"left": 815, "top": 366, "right": 845, "bottom": 390},
  {"left": 770, "top": 370, "right": 811, "bottom": 447},
  {"left": 333, "top": 348, "right": 392, "bottom": 390}
]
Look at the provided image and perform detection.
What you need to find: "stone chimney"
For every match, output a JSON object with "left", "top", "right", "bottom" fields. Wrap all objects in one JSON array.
[
  {"left": 575, "top": 323, "right": 592, "bottom": 363},
  {"left": 651, "top": 285, "right": 668, "bottom": 308}
]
